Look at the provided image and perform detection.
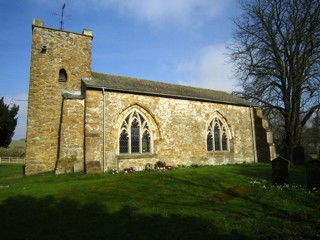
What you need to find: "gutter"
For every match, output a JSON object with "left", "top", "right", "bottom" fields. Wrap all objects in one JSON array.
[{"left": 102, "top": 87, "right": 106, "bottom": 172}]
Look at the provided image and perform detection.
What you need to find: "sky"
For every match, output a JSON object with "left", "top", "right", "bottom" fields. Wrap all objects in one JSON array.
[{"left": 0, "top": 0, "right": 243, "bottom": 140}]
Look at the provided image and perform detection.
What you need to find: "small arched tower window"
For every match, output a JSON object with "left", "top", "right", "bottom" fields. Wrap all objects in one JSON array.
[{"left": 58, "top": 69, "right": 68, "bottom": 82}]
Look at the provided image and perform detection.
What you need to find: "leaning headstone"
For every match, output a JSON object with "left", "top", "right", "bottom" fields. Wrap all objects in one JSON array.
[
  {"left": 272, "top": 156, "right": 290, "bottom": 185},
  {"left": 306, "top": 159, "right": 320, "bottom": 191}
]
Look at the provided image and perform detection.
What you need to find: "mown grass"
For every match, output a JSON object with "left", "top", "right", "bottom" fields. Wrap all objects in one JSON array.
[
  {"left": 0, "top": 164, "right": 25, "bottom": 178},
  {"left": 0, "top": 163, "right": 319, "bottom": 239}
]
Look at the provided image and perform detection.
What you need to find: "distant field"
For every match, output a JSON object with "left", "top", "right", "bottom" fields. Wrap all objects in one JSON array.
[
  {"left": 0, "top": 139, "right": 26, "bottom": 158},
  {"left": 9, "top": 139, "right": 26, "bottom": 148},
  {"left": 0, "top": 163, "right": 319, "bottom": 239}
]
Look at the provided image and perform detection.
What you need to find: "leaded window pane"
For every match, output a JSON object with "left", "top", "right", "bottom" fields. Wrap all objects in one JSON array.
[
  {"left": 119, "top": 130, "right": 129, "bottom": 153},
  {"left": 142, "top": 131, "right": 151, "bottom": 153},
  {"left": 207, "top": 132, "right": 213, "bottom": 151},
  {"left": 214, "top": 124, "right": 220, "bottom": 151},
  {"left": 140, "top": 113, "right": 145, "bottom": 124},
  {"left": 222, "top": 132, "right": 228, "bottom": 151},
  {"left": 121, "top": 122, "right": 127, "bottom": 129},
  {"left": 125, "top": 116, "right": 130, "bottom": 124},
  {"left": 131, "top": 119, "right": 140, "bottom": 153},
  {"left": 132, "top": 111, "right": 138, "bottom": 118},
  {"left": 207, "top": 116, "right": 229, "bottom": 152},
  {"left": 119, "top": 110, "right": 153, "bottom": 155}
]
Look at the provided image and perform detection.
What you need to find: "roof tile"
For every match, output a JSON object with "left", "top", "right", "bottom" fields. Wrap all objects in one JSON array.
[{"left": 81, "top": 72, "right": 254, "bottom": 107}]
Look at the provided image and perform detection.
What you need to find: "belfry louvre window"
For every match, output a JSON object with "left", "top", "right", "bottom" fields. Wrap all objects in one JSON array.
[
  {"left": 207, "top": 117, "right": 229, "bottom": 151},
  {"left": 59, "top": 69, "right": 68, "bottom": 82},
  {"left": 119, "top": 110, "right": 152, "bottom": 154}
]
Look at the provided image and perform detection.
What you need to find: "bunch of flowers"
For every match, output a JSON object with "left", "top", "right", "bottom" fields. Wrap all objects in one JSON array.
[
  {"left": 155, "top": 161, "right": 166, "bottom": 170},
  {"left": 124, "top": 167, "right": 135, "bottom": 174},
  {"left": 145, "top": 163, "right": 153, "bottom": 171},
  {"left": 165, "top": 165, "right": 172, "bottom": 170},
  {"left": 111, "top": 169, "right": 118, "bottom": 174}
]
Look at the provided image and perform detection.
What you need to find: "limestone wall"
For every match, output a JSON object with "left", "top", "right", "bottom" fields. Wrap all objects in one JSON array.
[
  {"left": 56, "top": 97, "right": 85, "bottom": 174},
  {"left": 25, "top": 20, "right": 92, "bottom": 175},
  {"left": 25, "top": 19, "right": 274, "bottom": 175},
  {"left": 85, "top": 90, "right": 104, "bottom": 173},
  {"left": 84, "top": 90, "right": 260, "bottom": 172}
]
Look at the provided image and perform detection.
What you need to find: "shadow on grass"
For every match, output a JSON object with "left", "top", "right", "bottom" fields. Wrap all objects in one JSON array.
[
  {"left": 233, "top": 163, "right": 308, "bottom": 186},
  {"left": 0, "top": 195, "right": 236, "bottom": 240},
  {"left": 229, "top": 164, "right": 272, "bottom": 181}
]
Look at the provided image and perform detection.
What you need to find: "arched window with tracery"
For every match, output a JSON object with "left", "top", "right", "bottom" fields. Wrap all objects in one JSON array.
[
  {"left": 207, "top": 116, "right": 229, "bottom": 152},
  {"left": 119, "top": 110, "right": 152, "bottom": 154}
]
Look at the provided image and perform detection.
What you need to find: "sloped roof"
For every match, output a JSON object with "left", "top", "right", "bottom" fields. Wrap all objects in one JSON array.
[{"left": 82, "top": 72, "right": 254, "bottom": 107}]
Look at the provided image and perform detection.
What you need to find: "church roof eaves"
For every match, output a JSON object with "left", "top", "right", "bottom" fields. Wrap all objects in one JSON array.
[{"left": 83, "top": 72, "right": 256, "bottom": 107}]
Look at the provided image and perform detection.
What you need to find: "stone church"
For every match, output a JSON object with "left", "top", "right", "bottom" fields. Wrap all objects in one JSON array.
[{"left": 25, "top": 19, "right": 276, "bottom": 175}]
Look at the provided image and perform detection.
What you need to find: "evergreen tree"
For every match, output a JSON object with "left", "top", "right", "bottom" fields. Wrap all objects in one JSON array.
[{"left": 0, "top": 97, "right": 19, "bottom": 147}]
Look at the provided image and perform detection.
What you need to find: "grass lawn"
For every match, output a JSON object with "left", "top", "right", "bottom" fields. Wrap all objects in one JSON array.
[{"left": 0, "top": 163, "right": 319, "bottom": 239}]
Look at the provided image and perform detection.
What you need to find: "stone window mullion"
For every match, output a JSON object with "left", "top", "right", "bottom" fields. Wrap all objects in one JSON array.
[
  {"left": 138, "top": 117, "right": 142, "bottom": 154},
  {"left": 128, "top": 121, "right": 132, "bottom": 154},
  {"left": 119, "top": 109, "right": 153, "bottom": 155},
  {"left": 207, "top": 116, "right": 230, "bottom": 152},
  {"left": 219, "top": 122, "right": 223, "bottom": 151}
]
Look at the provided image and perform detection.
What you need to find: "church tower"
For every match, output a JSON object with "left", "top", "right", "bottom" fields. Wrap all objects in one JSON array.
[{"left": 25, "top": 19, "right": 93, "bottom": 175}]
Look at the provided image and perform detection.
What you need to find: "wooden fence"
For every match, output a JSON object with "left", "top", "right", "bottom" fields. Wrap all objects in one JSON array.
[{"left": 0, "top": 157, "right": 25, "bottom": 164}]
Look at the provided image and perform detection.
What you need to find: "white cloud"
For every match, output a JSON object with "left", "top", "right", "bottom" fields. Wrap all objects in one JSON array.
[
  {"left": 112, "top": 0, "right": 230, "bottom": 25},
  {"left": 32, "top": 0, "right": 231, "bottom": 25},
  {"left": 175, "top": 44, "right": 236, "bottom": 92}
]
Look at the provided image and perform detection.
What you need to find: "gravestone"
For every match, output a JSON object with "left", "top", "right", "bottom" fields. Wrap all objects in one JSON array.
[
  {"left": 306, "top": 159, "right": 320, "bottom": 190},
  {"left": 272, "top": 156, "right": 289, "bottom": 185}
]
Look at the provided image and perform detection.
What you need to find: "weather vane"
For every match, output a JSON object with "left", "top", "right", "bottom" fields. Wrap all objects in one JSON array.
[{"left": 52, "top": 3, "right": 67, "bottom": 30}]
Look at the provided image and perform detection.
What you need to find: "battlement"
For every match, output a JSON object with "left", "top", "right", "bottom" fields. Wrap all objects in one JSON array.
[{"left": 32, "top": 18, "right": 93, "bottom": 37}]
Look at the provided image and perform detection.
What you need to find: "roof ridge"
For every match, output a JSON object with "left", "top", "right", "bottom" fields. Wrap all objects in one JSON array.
[{"left": 88, "top": 71, "right": 255, "bottom": 107}]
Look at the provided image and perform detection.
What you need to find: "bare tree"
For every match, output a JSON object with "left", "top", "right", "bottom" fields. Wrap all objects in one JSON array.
[{"left": 228, "top": 0, "right": 320, "bottom": 161}]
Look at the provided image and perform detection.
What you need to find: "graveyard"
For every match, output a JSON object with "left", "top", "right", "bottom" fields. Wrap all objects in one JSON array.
[{"left": 0, "top": 163, "right": 319, "bottom": 239}]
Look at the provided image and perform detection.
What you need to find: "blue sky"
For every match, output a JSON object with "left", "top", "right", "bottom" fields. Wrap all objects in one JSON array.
[{"left": 0, "top": 0, "right": 242, "bottom": 140}]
